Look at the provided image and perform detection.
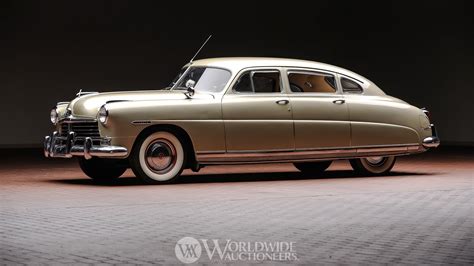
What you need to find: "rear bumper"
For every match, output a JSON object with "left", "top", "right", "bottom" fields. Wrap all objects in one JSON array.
[
  {"left": 44, "top": 131, "right": 128, "bottom": 159},
  {"left": 423, "top": 136, "right": 440, "bottom": 148},
  {"left": 422, "top": 124, "right": 440, "bottom": 148}
]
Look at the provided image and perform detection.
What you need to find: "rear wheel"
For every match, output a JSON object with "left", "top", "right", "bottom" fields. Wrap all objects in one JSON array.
[
  {"left": 349, "top": 156, "right": 396, "bottom": 175},
  {"left": 78, "top": 157, "right": 127, "bottom": 182},
  {"left": 294, "top": 161, "right": 332, "bottom": 173},
  {"left": 130, "top": 131, "right": 185, "bottom": 184}
]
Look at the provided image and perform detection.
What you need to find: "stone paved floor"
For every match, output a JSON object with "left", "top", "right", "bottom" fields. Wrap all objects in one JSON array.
[{"left": 0, "top": 148, "right": 473, "bottom": 265}]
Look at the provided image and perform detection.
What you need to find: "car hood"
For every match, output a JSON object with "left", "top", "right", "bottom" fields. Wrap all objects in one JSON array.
[{"left": 68, "top": 90, "right": 214, "bottom": 118}]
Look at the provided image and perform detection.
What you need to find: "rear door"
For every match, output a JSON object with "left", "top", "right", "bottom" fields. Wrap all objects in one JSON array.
[{"left": 286, "top": 69, "right": 351, "bottom": 150}]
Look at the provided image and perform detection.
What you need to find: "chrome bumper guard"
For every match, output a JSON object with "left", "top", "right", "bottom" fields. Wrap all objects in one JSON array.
[
  {"left": 422, "top": 124, "right": 440, "bottom": 148},
  {"left": 44, "top": 131, "right": 128, "bottom": 159}
]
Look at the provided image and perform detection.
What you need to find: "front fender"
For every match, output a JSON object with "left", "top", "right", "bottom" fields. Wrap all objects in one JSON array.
[{"left": 98, "top": 99, "right": 226, "bottom": 154}]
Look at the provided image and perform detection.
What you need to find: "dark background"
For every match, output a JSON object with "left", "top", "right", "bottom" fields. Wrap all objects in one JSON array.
[{"left": 2, "top": 1, "right": 473, "bottom": 147}]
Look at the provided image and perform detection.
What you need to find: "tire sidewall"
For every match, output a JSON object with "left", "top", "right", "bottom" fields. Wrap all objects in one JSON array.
[
  {"left": 359, "top": 156, "right": 396, "bottom": 174},
  {"left": 135, "top": 131, "right": 185, "bottom": 183}
]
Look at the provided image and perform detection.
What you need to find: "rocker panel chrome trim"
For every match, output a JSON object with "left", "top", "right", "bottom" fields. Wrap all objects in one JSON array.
[{"left": 196, "top": 144, "right": 421, "bottom": 164}]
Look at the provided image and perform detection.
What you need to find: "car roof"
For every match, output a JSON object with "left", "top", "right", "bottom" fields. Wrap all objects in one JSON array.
[{"left": 190, "top": 57, "right": 369, "bottom": 84}]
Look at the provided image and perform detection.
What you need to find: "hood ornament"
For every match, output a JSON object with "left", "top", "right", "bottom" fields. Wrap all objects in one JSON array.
[{"left": 76, "top": 89, "right": 99, "bottom": 97}]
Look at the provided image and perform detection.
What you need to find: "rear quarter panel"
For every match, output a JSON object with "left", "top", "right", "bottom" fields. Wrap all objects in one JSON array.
[{"left": 345, "top": 94, "right": 428, "bottom": 147}]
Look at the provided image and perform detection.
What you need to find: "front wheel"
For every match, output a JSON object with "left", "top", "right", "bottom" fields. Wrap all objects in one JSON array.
[
  {"left": 349, "top": 156, "right": 396, "bottom": 175},
  {"left": 130, "top": 131, "right": 185, "bottom": 184},
  {"left": 78, "top": 157, "right": 127, "bottom": 182}
]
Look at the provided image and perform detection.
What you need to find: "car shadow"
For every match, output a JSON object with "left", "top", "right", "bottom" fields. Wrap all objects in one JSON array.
[{"left": 48, "top": 170, "right": 433, "bottom": 187}]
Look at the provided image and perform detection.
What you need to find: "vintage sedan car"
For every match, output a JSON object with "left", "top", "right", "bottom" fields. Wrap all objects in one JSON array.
[{"left": 44, "top": 57, "right": 440, "bottom": 184}]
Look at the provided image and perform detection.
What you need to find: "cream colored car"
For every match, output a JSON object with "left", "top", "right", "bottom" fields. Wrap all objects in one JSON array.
[{"left": 44, "top": 57, "right": 440, "bottom": 184}]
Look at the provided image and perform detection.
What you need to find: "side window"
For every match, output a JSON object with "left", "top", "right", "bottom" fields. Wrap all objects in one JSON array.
[
  {"left": 253, "top": 72, "right": 281, "bottom": 93},
  {"left": 234, "top": 71, "right": 281, "bottom": 93},
  {"left": 288, "top": 72, "right": 336, "bottom": 93},
  {"left": 341, "top": 77, "right": 363, "bottom": 93}
]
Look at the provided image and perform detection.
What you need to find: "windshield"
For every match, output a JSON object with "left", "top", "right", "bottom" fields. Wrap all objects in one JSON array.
[{"left": 168, "top": 67, "right": 231, "bottom": 93}]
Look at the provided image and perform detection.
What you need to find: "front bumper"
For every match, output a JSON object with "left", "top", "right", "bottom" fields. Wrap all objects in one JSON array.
[
  {"left": 422, "top": 124, "right": 440, "bottom": 148},
  {"left": 44, "top": 131, "right": 128, "bottom": 159}
]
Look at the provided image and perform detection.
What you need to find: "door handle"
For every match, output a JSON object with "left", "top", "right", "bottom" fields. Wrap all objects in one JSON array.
[
  {"left": 276, "top": 99, "right": 289, "bottom": 105},
  {"left": 332, "top": 99, "right": 345, "bottom": 104}
]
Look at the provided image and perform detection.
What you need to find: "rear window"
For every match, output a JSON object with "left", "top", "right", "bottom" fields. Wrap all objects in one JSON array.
[{"left": 341, "top": 77, "right": 363, "bottom": 93}]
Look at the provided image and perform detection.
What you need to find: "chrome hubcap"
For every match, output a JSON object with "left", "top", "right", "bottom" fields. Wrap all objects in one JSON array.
[
  {"left": 366, "top": 156, "right": 385, "bottom": 165},
  {"left": 145, "top": 139, "right": 177, "bottom": 174}
]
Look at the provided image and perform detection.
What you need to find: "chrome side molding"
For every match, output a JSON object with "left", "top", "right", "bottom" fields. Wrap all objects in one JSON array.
[{"left": 196, "top": 144, "right": 422, "bottom": 164}]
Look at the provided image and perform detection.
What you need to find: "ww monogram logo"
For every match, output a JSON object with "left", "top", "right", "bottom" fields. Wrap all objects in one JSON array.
[{"left": 175, "top": 237, "right": 202, "bottom": 263}]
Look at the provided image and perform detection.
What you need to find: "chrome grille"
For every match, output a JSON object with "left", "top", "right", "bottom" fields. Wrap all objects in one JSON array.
[
  {"left": 60, "top": 123, "right": 69, "bottom": 137},
  {"left": 59, "top": 121, "right": 100, "bottom": 139}
]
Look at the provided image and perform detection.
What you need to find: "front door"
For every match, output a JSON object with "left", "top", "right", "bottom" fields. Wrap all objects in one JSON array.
[
  {"left": 286, "top": 69, "right": 351, "bottom": 150},
  {"left": 222, "top": 68, "right": 294, "bottom": 152}
]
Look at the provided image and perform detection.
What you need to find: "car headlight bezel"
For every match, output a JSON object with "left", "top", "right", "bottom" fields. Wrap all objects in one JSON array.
[
  {"left": 50, "top": 107, "right": 58, "bottom": 125},
  {"left": 98, "top": 105, "right": 108, "bottom": 125}
]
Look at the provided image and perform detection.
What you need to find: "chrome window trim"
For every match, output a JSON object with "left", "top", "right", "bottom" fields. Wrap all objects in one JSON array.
[{"left": 339, "top": 73, "right": 365, "bottom": 84}]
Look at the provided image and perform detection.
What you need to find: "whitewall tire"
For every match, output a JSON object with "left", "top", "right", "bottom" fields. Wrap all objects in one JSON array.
[{"left": 130, "top": 131, "right": 185, "bottom": 184}]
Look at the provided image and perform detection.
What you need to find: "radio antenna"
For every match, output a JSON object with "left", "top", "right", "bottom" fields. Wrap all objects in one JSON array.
[
  {"left": 170, "top": 35, "right": 212, "bottom": 91},
  {"left": 189, "top": 35, "right": 212, "bottom": 63}
]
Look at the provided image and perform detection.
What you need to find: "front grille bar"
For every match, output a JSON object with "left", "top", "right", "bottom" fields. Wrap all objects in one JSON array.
[{"left": 59, "top": 121, "right": 100, "bottom": 138}]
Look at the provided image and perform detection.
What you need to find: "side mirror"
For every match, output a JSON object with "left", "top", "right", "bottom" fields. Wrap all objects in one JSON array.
[
  {"left": 185, "top": 79, "right": 196, "bottom": 89},
  {"left": 184, "top": 79, "right": 196, "bottom": 99}
]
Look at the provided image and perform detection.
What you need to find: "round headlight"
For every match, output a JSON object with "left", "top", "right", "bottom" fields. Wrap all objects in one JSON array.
[
  {"left": 98, "top": 105, "right": 108, "bottom": 125},
  {"left": 50, "top": 108, "right": 58, "bottom": 125}
]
